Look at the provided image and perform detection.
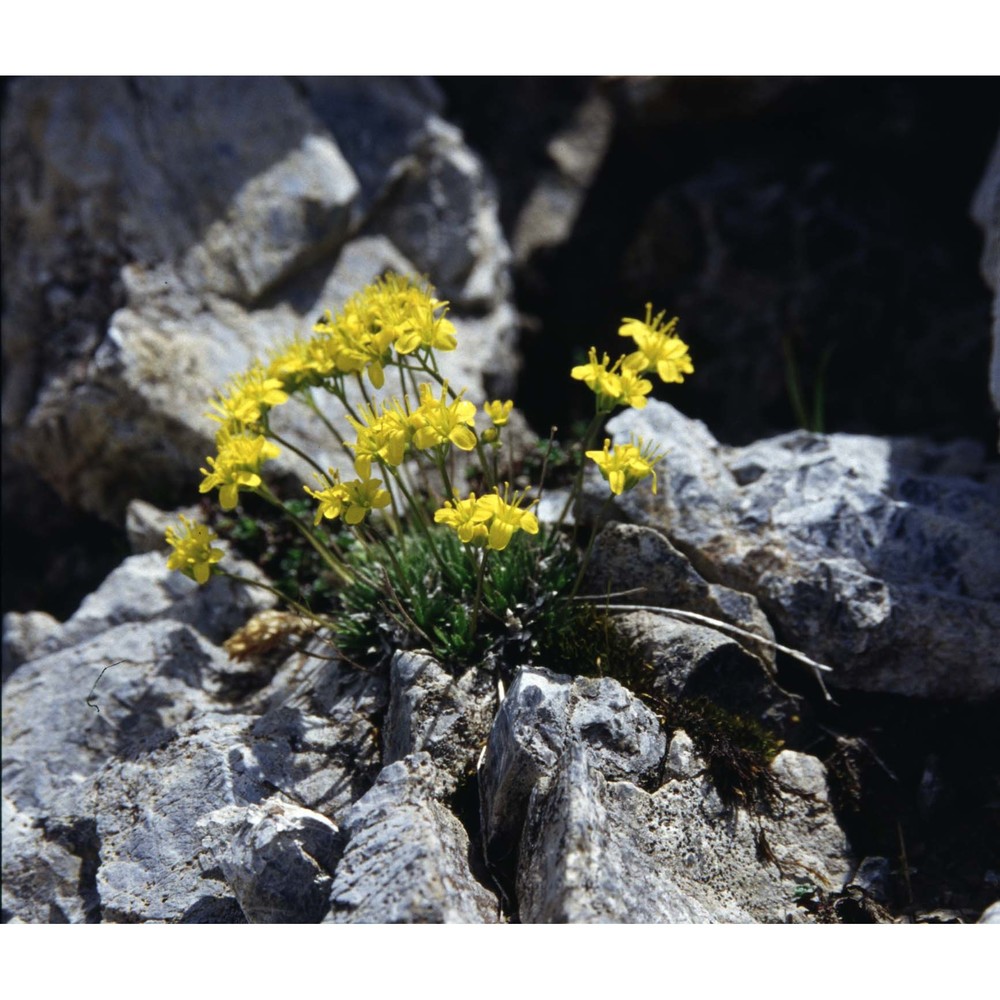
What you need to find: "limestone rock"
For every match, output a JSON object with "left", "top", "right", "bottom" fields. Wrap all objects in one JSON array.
[
  {"left": 971, "top": 132, "right": 1000, "bottom": 425},
  {"left": 2, "top": 620, "right": 239, "bottom": 817},
  {"left": 586, "top": 521, "right": 775, "bottom": 667},
  {"left": 326, "top": 753, "right": 498, "bottom": 923},
  {"left": 1, "top": 609, "right": 60, "bottom": 681},
  {"left": 614, "top": 611, "right": 798, "bottom": 734},
  {"left": 2, "top": 77, "right": 516, "bottom": 526},
  {"left": 382, "top": 650, "right": 496, "bottom": 797},
  {"left": 92, "top": 714, "right": 263, "bottom": 923},
  {"left": 1, "top": 797, "right": 99, "bottom": 924},
  {"left": 607, "top": 401, "right": 1000, "bottom": 701},
  {"left": 23, "top": 548, "right": 276, "bottom": 660},
  {"left": 478, "top": 666, "right": 665, "bottom": 895},
  {"left": 199, "top": 800, "right": 343, "bottom": 923},
  {"left": 516, "top": 745, "right": 715, "bottom": 923},
  {"left": 517, "top": 732, "right": 852, "bottom": 923}
]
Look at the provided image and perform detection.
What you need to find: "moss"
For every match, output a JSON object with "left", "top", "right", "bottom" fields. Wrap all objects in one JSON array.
[{"left": 531, "top": 601, "right": 782, "bottom": 812}]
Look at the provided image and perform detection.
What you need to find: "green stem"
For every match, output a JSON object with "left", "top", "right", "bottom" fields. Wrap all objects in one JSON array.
[
  {"left": 254, "top": 484, "right": 352, "bottom": 584},
  {"left": 354, "top": 523, "right": 413, "bottom": 605},
  {"left": 386, "top": 467, "right": 452, "bottom": 580},
  {"left": 470, "top": 548, "right": 489, "bottom": 639},
  {"left": 436, "top": 447, "right": 456, "bottom": 502},
  {"left": 220, "top": 571, "right": 336, "bottom": 628},
  {"left": 266, "top": 429, "right": 329, "bottom": 481},
  {"left": 549, "top": 410, "right": 604, "bottom": 552},
  {"left": 535, "top": 426, "right": 559, "bottom": 502},
  {"left": 568, "top": 496, "right": 613, "bottom": 600},
  {"left": 302, "top": 391, "right": 349, "bottom": 451}
]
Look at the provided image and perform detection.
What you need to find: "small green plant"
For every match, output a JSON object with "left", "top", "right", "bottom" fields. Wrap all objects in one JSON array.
[
  {"left": 782, "top": 335, "right": 835, "bottom": 434},
  {"left": 164, "top": 276, "right": 694, "bottom": 669}
]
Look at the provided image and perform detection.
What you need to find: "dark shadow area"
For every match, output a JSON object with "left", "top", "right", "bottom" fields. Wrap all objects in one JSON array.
[
  {"left": 809, "top": 690, "right": 999, "bottom": 920},
  {"left": 1, "top": 458, "right": 129, "bottom": 619},
  {"left": 443, "top": 77, "right": 1000, "bottom": 449}
]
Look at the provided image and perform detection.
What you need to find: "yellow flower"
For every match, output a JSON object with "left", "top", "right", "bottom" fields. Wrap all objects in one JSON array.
[
  {"left": 434, "top": 486, "right": 539, "bottom": 551},
  {"left": 484, "top": 399, "right": 514, "bottom": 427},
  {"left": 339, "top": 476, "right": 392, "bottom": 525},
  {"left": 571, "top": 347, "right": 618, "bottom": 394},
  {"left": 476, "top": 485, "right": 540, "bottom": 551},
  {"left": 303, "top": 469, "right": 348, "bottom": 525},
  {"left": 312, "top": 274, "right": 457, "bottom": 388},
  {"left": 619, "top": 304, "right": 694, "bottom": 384},
  {"left": 304, "top": 470, "right": 391, "bottom": 526},
  {"left": 346, "top": 397, "right": 412, "bottom": 479},
  {"left": 165, "top": 515, "right": 224, "bottom": 585},
  {"left": 266, "top": 335, "right": 338, "bottom": 391},
  {"left": 433, "top": 493, "right": 492, "bottom": 546},
  {"left": 570, "top": 348, "right": 652, "bottom": 412},
  {"left": 409, "top": 382, "right": 478, "bottom": 452},
  {"left": 585, "top": 437, "right": 664, "bottom": 496},
  {"left": 375, "top": 274, "right": 457, "bottom": 355},
  {"left": 614, "top": 367, "right": 654, "bottom": 409},
  {"left": 199, "top": 431, "right": 281, "bottom": 510},
  {"left": 207, "top": 365, "right": 289, "bottom": 430}
]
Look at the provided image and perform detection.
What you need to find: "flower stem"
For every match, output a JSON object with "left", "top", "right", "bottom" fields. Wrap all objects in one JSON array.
[
  {"left": 220, "top": 571, "right": 336, "bottom": 627},
  {"left": 568, "top": 496, "right": 613, "bottom": 600},
  {"left": 254, "top": 484, "right": 352, "bottom": 584},
  {"left": 548, "top": 411, "right": 604, "bottom": 553},
  {"left": 470, "top": 548, "right": 490, "bottom": 639},
  {"left": 265, "top": 429, "right": 329, "bottom": 481}
]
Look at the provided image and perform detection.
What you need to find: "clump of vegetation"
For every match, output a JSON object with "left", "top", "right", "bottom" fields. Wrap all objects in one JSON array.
[{"left": 165, "top": 274, "right": 693, "bottom": 671}]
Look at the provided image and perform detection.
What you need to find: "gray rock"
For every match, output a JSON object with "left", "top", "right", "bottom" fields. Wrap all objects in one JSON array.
[
  {"left": 517, "top": 731, "right": 852, "bottom": 923},
  {"left": 298, "top": 77, "right": 446, "bottom": 214},
  {"left": 382, "top": 650, "right": 496, "bottom": 797},
  {"left": 607, "top": 401, "right": 1000, "bottom": 701},
  {"left": 199, "top": 799, "right": 343, "bottom": 923},
  {"left": 478, "top": 666, "right": 665, "bottom": 894},
  {"left": 188, "top": 133, "right": 360, "bottom": 302},
  {"left": 978, "top": 900, "right": 1000, "bottom": 924},
  {"left": 847, "top": 856, "right": 893, "bottom": 905},
  {"left": 1, "top": 609, "right": 60, "bottom": 681},
  {"left": 517, "top": 745, "right": 715, "bottom": 922},
  {"left": 327, "top": 753, "right": 498, "bottom": 923},
  {"left": 587, "top": 521, "right": 775, "bottom": 667},
  {"left": 1, "top": 796, "right": 99, "bottom": 923},
  {"left": 2, "top": 77, "right": 516, "bottom": 525},
  {"left": 971, "top": 132, "right": 1000, "bottom": 426},
  {"left": 247, "top": 635, "right": 389, "bottom": 821},
  {"left": 614, "top": 611, "right": 797, "bottom": 734},
  {"left": 125, "top": 498, "right": 198, "bottom": 554},
  {"left": 2, "top": 620, "right": 238, "bottom": 817},
  {"left": 93, "top": 714, "right": 265, "bottom": 923},
  {"left": 369, "top": 117, "right": 511, "bottom": 311},
  {"left": 23, "top": 548, "right": 276, "bottom": 659},
  {"left": 511, "top": 88, "right": 615, "bottom": 266}
]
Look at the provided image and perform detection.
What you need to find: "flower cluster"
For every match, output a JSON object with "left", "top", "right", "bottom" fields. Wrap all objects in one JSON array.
[
  {"left": 571, "top": 305, "right": 693, "bottom": 416},
  {"left": 199, "top": 430, "right": 281, "bottom": 511},
  {"left": 166, "top": 273, "right": 691, "bottom": 666},
  {"left": 619, "top": 304, "right": 694, "bottom": 384},
  {"left": 585, "top": 437, "right": 664, "bottom": 496},
  {"left": 309, "top": 273, "right": 456, "bottom": 389},
  {"left": 570, "top": 348, "right": 653, "bottom": 413},
  {"left": 434, "top": 486, "right": 539, "bottom": 551},
  {"left": 165, "top": 515, "right": 224, "bottom": 584},
  {"left": 303, "top": 469, "right": 391, "bottom": 526}
]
